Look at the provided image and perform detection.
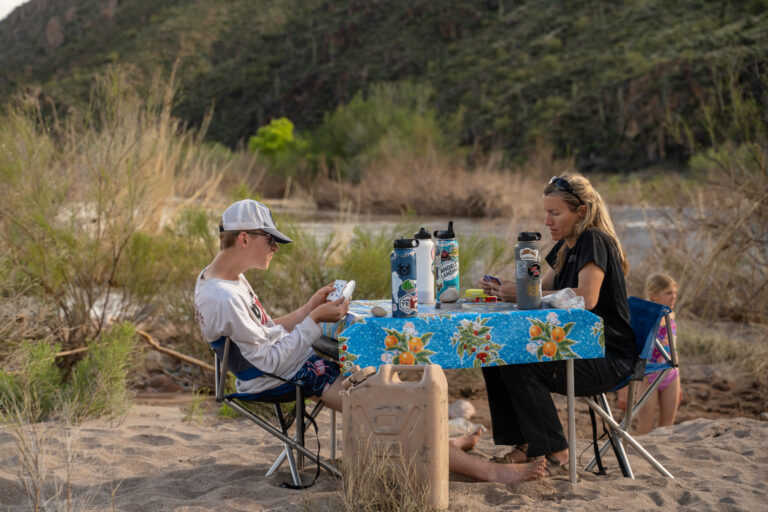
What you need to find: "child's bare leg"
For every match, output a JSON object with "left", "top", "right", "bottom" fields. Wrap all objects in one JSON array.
[
  {"left": 657, "top": 376, "right": 680, "bottom": 427},
  {"left": 616, "top": 387, "right": 628, "bottom": 411},
  {"left": 448, "top": 445, "right": 546, "bottom": 483},
  {"left": 634, "top": 381, "right": 657, "bottom": 435}
]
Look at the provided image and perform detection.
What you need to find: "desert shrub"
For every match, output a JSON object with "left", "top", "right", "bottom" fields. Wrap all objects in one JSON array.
[
  {"left": 0, "top": 67, "right": 226, "bottom": 355},
  {"left": 308, "top": 82, "right": 448, "bottom": 182},
  {"left": 248, "top": 117, "right": 308, "bottom": 180},
  {"left": 0, "top": 342, "right": 62, "bottom": 423},
  {"left": 0, "top": 322, "right": 136, "bottom": 424},
  {"left": 650, "top": 65, "right": 768, "bottom": 323},
  {"left": 68, "top": 322, "right": 136, "bottom": 421}
]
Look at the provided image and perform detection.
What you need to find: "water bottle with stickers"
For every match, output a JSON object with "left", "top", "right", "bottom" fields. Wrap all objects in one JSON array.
[
  {"left": 391, "top": 237, "right": 419, "bottom": 317},
  {"left": 434, "top": 221, "right": 460, "bottom": 304},
  {"left": 515, "top": 232, "right": 542, "bottom": 310}
]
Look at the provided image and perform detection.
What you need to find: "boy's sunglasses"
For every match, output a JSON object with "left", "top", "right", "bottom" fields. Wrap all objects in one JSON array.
[
  {"left": 244, "top": 231, "right": 277, "bottom": 246},
  {"left": 549, "top": 176, "right": 584, "bottom": 205}
]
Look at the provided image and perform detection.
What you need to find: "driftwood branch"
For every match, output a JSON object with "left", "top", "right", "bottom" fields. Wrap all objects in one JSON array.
[
  {"left": 136, "top": 329, "right": 215, "bottom": 373},
  {"left": 48, "top": 330, "right": 215, "bottom": 373}
]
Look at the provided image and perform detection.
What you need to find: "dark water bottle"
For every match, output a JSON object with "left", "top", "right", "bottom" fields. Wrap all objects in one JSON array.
[
  {"left": 515, "top": 232, "right": 542, "bottom": 310},
  {"left": 391, "top": 238, "right": 419, "bottom": 317}
]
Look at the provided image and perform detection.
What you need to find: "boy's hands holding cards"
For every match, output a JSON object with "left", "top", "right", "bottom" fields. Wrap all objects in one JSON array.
[
  {"left": 309, "top": 280, "right": 351, "bottom": 323},
  {"left": 328, "top": 279, "right": 356, "bottom": 301}
]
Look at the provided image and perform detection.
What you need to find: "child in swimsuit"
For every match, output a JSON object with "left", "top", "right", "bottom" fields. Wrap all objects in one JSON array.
[{"left": 634, "top": 272, "right": 681, "bottom": 434}]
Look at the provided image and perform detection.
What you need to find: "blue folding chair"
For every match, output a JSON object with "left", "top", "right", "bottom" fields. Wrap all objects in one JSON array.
[
  {"left": 583, "top": 296, "right": 679, "bottom": 478},
  {"left": 211, "top": 337, "right": 341, "bottom": 488}
]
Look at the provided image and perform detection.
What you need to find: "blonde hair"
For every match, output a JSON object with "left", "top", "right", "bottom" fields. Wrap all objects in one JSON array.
[
  {"left": 544, "top": 173, "right": 629, "bottom": 276},
  {"left": 645, "top": 272, "right": 677, "bottom": 299}
]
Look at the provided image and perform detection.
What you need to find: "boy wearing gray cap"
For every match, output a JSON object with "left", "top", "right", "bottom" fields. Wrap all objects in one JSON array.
[{"left": 194, "top": 199, "right": 349, "bottom": 406}]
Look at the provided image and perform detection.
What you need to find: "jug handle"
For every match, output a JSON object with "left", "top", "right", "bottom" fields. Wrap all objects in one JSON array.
[{"left": 386, "top": 364, "right": 437, "bottom": 383}]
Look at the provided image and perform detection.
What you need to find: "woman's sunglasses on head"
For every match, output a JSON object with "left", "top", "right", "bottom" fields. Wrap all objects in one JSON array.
[{"left": 549, "top": 176, "right": 584, "bottom": 205}]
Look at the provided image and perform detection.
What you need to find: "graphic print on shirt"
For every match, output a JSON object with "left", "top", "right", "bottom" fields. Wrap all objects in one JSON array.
[{"left": 247, "top": 289, "right": 269, "bottom": 324}]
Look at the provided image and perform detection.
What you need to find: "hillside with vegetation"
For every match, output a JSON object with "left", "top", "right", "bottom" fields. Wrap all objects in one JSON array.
[{"left": 2, "top": 0, "right": 767, "bottom": 172}]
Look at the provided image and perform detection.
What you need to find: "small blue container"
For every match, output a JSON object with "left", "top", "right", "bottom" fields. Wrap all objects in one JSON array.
[{"left": 391, "top": 238, "right": 419, "bottom": 317}]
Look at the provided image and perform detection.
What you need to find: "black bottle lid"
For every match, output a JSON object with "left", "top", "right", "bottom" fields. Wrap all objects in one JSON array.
[
  {"left": 414, "top": 227, "right": 432, "bottom": 240},
  {"left": 394, "top": 238, "right": 418, "bottom": 249},
  {"left": 517, "top": 231, "right": 542, "bottom": 242},
  {"left": 434, "top": 221, "right": 455, "bottom": 239}
]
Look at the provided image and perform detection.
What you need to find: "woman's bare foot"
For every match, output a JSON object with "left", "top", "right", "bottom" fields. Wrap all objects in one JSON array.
[
  {"left": 490, "top": 458, "right": 547, "bottom": 483},
  {"left": 449, "top": 428, "right": 482, "bottom": 452}
]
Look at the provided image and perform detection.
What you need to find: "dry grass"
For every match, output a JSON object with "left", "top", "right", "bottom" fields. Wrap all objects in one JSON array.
[
  {"left": 304, "top": 437, "right": 432, "bottom": 512},
  {"left": 676, "top": 318, "right": 768, "bottom": 399},
  {"left": 313, "top": 145, "right": 573, "bottom": 221}
]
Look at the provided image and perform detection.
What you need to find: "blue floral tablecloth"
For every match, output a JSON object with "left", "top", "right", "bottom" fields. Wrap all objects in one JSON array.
[{"left": 322, "top": 300, "right": 606, "bottom": 374}]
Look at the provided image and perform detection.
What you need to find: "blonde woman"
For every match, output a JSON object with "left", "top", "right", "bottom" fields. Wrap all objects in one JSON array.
[{"left": 479, "top": 174, "right": 636, "bottom": 476}]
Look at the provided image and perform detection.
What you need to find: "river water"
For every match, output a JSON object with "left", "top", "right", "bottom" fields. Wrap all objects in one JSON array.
[{"left": 272, "top": 204, "right": 667, "bottom": 270}]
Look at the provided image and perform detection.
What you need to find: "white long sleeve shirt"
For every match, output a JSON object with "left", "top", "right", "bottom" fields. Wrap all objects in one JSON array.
[{"left": 194, "top": 270, "right": 321, "bottom": 394}]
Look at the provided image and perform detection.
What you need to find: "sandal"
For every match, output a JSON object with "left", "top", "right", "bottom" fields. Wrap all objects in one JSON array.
[
  {"left": 543, "top": 455, "right": 569, "bottom": 479},
  {"left": 492, "top": 444, "right": 529, "bottom": 463}
]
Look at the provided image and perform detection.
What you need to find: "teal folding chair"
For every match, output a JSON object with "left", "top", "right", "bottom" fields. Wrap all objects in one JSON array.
[
  {"left": 211, "top": 336, "right": 341, "bottom": 488},
  {"left": 583, "top": 296, "right": 679, "bottom": 478}
]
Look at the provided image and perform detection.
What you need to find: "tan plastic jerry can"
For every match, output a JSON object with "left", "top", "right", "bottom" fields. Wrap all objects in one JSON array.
[{"left": 342, "top": 364, "right": 449, "bottom": 510}]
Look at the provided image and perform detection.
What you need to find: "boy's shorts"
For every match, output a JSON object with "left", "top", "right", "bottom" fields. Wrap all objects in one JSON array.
[{"left": 289, "top": 355, "right": 341, "bottom": 398}]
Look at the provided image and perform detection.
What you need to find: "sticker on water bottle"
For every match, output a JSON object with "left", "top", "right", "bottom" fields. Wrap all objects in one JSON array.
[
  {"left": 528, "top": 263, "right": 541, "bottom": 279},
  {"left": 438, "top": 261, "right": 458, "bottom": 281},
  {"left": 519, "top": 248, "right": 539, "bottom": 261},
  {"left": 516, "top": 260, "right": 528, "bottom": 279}
]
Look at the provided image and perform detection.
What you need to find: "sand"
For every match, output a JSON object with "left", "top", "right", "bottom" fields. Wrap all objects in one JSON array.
[{"left": 1, "top": 398, "right": 766, "bottom": 512}]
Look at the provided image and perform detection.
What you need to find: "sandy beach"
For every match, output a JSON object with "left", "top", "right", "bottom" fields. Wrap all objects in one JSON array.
[{"left": 1, "top": 387, "right": 766, "bottom": 511}]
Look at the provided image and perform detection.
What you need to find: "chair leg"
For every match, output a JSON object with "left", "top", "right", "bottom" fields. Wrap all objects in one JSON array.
[
  {"left": 330, "top": 410, "right": 337, "bottom": 460},
  {"left": 599, "top": 394, "right": 634, "bottom": 478},
  {"left": 584, "top": 374, "right": 668, "bottom": 472},
  {"left": 267, "top": 401, "right": 327, "bottom": 477},
  {"left": 584, "top": 396, "right": 674, "bottom": 478},
  {"left": 224, "top": 399, "right": 341, "bottom": 478},
  {"left": 296, "top": 387, "right": 305, "bottom": 472},
  {"left": 273, "top": 403, "right": 302, "bottom": 486},
  {"left": 583, "top": 395, "right": 634, "bottom": 477}
]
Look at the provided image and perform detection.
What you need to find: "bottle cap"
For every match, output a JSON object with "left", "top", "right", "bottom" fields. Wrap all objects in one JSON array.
[
  {"left": 394, "top": 238, "right": 418, "bottom": 249},
  {"left": 517, "top": 231, "right": 542, "bottom": 242},
  {"left": 414, "top": 227, "right": 432, "bottom": 240},
  {"left": 434, "top": 221, "right": 455, "bottom": 239}
]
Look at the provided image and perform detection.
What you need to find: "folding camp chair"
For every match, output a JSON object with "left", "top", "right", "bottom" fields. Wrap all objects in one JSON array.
[
  {"left": 211, "top": 336, "right": 341, "bottom": 488},
  {"left": 582, "top": 296, "right": 679, "bottom": 478}
]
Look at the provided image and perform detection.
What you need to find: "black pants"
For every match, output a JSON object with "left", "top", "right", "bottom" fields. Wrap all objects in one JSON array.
[{"left": 482, "top": 356, "right": 634, "bottom": 458}]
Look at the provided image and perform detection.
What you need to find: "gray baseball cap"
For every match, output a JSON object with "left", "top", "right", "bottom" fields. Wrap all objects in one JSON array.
[{"left": 220, "top": 199, "right": 292, "bottom": 243}]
